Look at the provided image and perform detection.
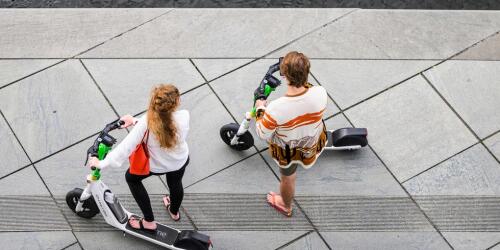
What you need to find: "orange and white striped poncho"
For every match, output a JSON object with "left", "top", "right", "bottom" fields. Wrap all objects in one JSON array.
[{"left": 256, "top": 85, "right": 328, "bottom": 168}]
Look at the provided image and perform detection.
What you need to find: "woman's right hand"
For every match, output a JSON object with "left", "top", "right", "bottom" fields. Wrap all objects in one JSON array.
[{"left": 120, "top": 114, "right": 138, "bottom": 128}]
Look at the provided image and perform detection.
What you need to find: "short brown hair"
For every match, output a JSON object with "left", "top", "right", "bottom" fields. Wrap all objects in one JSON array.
[{"left": 280, "top": 51, "right": 310, "bottom": 87}]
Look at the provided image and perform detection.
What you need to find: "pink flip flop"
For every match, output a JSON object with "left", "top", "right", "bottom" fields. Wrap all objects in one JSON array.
[
  {"left": 267, "top": 192, "right": 292, "bottom": 217},
  {"left": 163, "top": 196, "right": 181, "bottom": 221}
]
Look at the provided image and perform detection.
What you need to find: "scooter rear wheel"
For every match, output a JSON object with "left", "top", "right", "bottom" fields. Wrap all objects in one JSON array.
[
  {"left": 66, "top": 188, "right": 99, "bottom": 219},
  {"left": 174, "top": 238, "right": 209, "bottom": 250},
  {"left": 220, "top": 123, "right": 254, "bottom": 151}
]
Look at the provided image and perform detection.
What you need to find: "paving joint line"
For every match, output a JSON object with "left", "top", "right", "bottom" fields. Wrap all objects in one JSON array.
[
  {"left": 79, "top": 59, "right": 121, "bottom": 118},
  {"left": 3, "top": 57, "right": 500, "bottom": 61},
  {"left": 257, "top": 150, "right": 333, "bottom": 250},
  {"left": 486, "top": 240, "right": 500, "bottom": 250},
  {"left": 0, "top": 59, "right": 68, "bottom": 91},
  {"left": 60, "top": 241, "right": 79, "bottom": 250},
  {"left": 0, "top": 111, "right": 85, "bottom": 249},
  {"left": 421, "top": 73, "right": 500, "bottom": 164},
  {"left": 72, "top": 9, "right": 175, "bottom": 58},
  {"left": 275, "top": 230, "right": 314, "bottom": 250}
]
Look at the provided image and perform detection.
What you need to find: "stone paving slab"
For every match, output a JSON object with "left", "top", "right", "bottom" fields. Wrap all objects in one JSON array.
[
  {"left": 201, "top": 231, "right": 308, "bottom": 250},
  {"left": 455, "top": 33, "right": 500, "bottom": 60},
  {"left": 0, "top": 167, "right": 49, "bottom": 196},
  {"left": 270, "top": 10, "right": 500, "bottom": 59},
  {"left": 404, "top": 144, "right": 500, "bottom": 195},
  {"left": 35, "top": 131, "right": 166, "bottom": 196},
  {"left": 81, "top": 9, "right": 354, "bottom": 58},
  {"left": 0, "top": 196, "right": 70, "bottom": 231},
  {"left": 423, "top": 60, "right": 500, "bottom": 139},
  {"left": 0, "top": 9, "right": 169, "bottom": 58},
  {"left": 442, "top": 232, "right": 500, "bottom": 250},
  {"left": 205, "top": 59, "right": 339, "bottom": 150},
  {"left": 182, "top": 193, "right": 313, "bottom": 231},
  {"left": 281, "top": 232, "right": 329, "bottom": 250},
  {"left": 75, "top": 231, "right": 164, "bottom": 250},
  {"left": 179, "top": 84, "right": 258, "bottom": 187},
  {"left": 321, "top": 232, "right": 451, "bottom": 250},
  {"left": 185, "top": 154, "right": 278, "bottom": 193},
  {"left": 82, "top": 59, "right": 205, "bottom": 116},
  {"left": 0, "top": 231, "right": 76, "bottom": 250},
  {"left": 0, "top": 114, "right": 30, "bottom": 178},
  {"left": 311, "top": 59, "right": 436, "bottom": 109},
  {"left": 263, "top": 115, "right": 407, "bottom": 196},
  {"left": 485, "top": 133, "right": 500, "bottom": 161},
  {"left": 0, "top": 60, "right": 60, "bottom": 88},
  {"left": 64, "top": 243, "right": 82, "bottom": 250},
  {"left": 345, "top": 75, "right": 477, "bottom": 182},
  {"left": 0, "top": 59, "right": 118, "bottom": 162},
  {"left": 191, "top": 59, "right": 254, "bottom": 81}
]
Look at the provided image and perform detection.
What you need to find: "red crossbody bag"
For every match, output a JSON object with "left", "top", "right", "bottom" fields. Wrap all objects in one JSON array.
[{"left": 129, "top": 130, "right": 150, "bottom": 175}]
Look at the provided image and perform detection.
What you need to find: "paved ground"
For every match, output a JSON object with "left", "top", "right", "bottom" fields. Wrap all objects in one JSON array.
[{"left": 0, "top": 8, "right": 500, "bottom": 250}]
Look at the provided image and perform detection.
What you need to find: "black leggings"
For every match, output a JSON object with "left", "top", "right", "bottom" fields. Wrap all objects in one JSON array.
[{"left": 125, "top": 158, "right": 188, "bottom": 222}]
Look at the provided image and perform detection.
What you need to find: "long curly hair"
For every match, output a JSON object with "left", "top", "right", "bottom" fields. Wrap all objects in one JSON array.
[{"left": 147, "top": 84, "right": 180, "bottom": 149}]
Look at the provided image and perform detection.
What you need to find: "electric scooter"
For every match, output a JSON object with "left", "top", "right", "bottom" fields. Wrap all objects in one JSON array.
[
  {"left": 220, "top": 58, "right": 368, "bottom": 151},
  {"left": 66, "top": 120, "right": 212, "bottom": 250}
]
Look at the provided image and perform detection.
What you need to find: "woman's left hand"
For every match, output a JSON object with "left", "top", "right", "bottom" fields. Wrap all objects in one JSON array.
[{"left": 88, "top": 157, "right": 100, "bottom": 169}]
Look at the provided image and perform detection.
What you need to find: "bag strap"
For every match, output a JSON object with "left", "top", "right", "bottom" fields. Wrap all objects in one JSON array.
[{"left": 142, "top": 130, "right": 150, "bottom": 157}]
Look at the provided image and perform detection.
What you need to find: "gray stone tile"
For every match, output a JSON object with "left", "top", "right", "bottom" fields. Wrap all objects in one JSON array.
[
  {"left": 404, "top": 144, "right": 500, "bottom": 195},
  {"left": 0, "top": 59, "right": 117, "bottom": 162},
  {"left": 455, "top": 33, "right": 500, "bottom": 60},
  {"left": 82, "top": 9, "right": 354, "bottom": 58},
  {"left": 36, "top": 130, "right": 166, "bottom": 195},
  {"left": 185, "top": 154, "right": 277, "bottom": 193},
  {"left": 0, "top": 231, "right": 76, "bottom": 250},
  {"left": 443, "top": 232, "right": 500, "bottom": 250},
  {"left": 75, "top": 231, "right": 164, "bottom": 250},
  {"left": 282, "top": 232, "right": 329, "bottom": 250},
  {"left": 64, "top": 243, "right": 82, "bottom": 250},
  {"left": 345, "top": 75, "right": 477, "bottom": 182},
  {"left": 0, "top": 166, "right": 48, "bottom": 196},
  {"left": 179, "top": 85, "right": 257, "bottom": 187},
  {"left": 321, "top": 232, "right": 451, "bottom": 250},
  {"left": 0, "top": 9, "right": 168, "bottom": 58},
  {"left": 423, "top": 60, "right": 500, "bottom": 138},
  {"left": 263, "top": 115, "right": 406, "bottom": 196},
  {"left": 311, "top": 59, "right": 436, "bottom": 109},
  {"left": 485, "top": 132, "right": 500, "bottom": 161},
  {"left": 202, "top": 231, "right": 308, "bottom": 250},
  {"left": 0, "top": 60, "right": 60, "bottom": 88},
  {"left": 270, "top": 10, "right": 500, "bottom": 59},
  {"left": 192, "top": 59, "right": 254, "bottom": 81},
  {"left": 82, "top": 59, "right": 205, "bottom": 116},
  {"left": 207, "top": 59, "right": 339, "bottom": 150},
  {"left": 0, "top": 114, "right": 30, "bottom": 177}
]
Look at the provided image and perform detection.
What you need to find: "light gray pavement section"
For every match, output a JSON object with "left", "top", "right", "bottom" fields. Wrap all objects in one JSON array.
[
  {"left": 191, "top": 59, "right": 254, "bottom": 81},
  {"left": 455, "top": 33, "right": 500, "bottom": 60},
  {"left": 204, "top": 59, "right": 339, "bottom": 150},
  {"left": 423, "top": 60, "right": 500, "bottom": 139},
  {"left": 0, "top": 60, "right": 60, "bottom": 88},
  {"left": 321, "top": 232, "right": 451, "bottom": 250},
  {"left": 201, "top": 231, "right": 309, "bottom": 250},
  {"left": 404, "top": 144, "right": 500, "bottom": 195},
  {"left": 485, "top": 132, "right": 500, "bottom": 161},
  {"left": 81, "top": 8, "right": 354, "bottom": 58},
  {"left": 345, "top": 75, "right": 477, "bottom": 182},
  {"left": 443, "top": 232, "right": 500, "bottom": 250},
  {"left": 0, "top": 9, "right": 169, "bottom": 58},
  {"left": 270, "top": 10, "right": 500, "bottom": 59},
  {"left": 178, "top": 85, "right": 258, "bottom": 187},
  {"left": 82, "top": 59, "right": 205, "bottom": 116},
  {"left": 281, "top": 232, "right": 329, "bottom": 250},
  {"left": 0, "top": 59, "right": 118, "bottom": 162},
  {"left": 0, "top": 231, "right": 76, "bottom": 250},
  {"left": 311, "top": 59, "right": 436, "bottom": 109},
  {"left": 0, "top": 166, "right": 49, "bottom": 196},
  {"left": 0, "top": 114, "right": 30, "bottom": 177},
  {"left": 75, "top": 231, "right": 165, "bottom": 250}
]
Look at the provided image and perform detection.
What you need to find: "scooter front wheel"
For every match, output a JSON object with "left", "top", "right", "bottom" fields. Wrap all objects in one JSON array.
[
  {"left": 220, "top": 123, "right": 254, "bottom": 151},
  {"left": 66, "top": 188, "right": 99, "bottom": 219}
]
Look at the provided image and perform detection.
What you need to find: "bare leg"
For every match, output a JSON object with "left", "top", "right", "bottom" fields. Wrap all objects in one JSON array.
[{"left": 280, "top": 172, "right": 296, "bottom": 210}]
